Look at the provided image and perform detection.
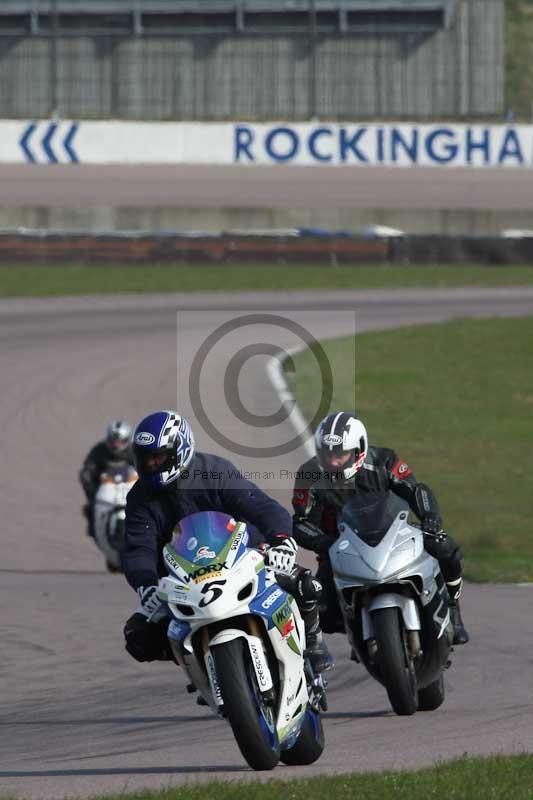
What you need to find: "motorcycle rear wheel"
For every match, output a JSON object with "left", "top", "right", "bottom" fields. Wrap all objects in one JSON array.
[
  {"left": 372, "top": 607, "right": 418, "bottom": 716},
  {"left": 212, "top": 638, "right": 280, "bottom": 770},
  {"left": 280, "top": 708, "right": 324, "bottom": 766}
]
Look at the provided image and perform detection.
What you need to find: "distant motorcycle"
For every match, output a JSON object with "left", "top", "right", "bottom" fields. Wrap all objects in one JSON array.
[
  {"left": 329, "top": 495, "right": 454, "bottom": 716},
  {"left": 158, "top": 510, "right": 326, "bottom": 771},
  {"left": 93, "top": 464, "right": 137, "bottom": 573}
]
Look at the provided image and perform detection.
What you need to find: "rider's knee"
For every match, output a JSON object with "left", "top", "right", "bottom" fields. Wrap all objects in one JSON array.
[
  {"left": 424, "top": 531, "right": 461, "bottom": 560},
  {"left": 424, "top": 533, "right": 464, "bottom": 582},
  {"left": 295, "top": 568, "right": 323, "bottom": 603},
  {"left": 276, "top": 566, "right": 322, "bottom": 607}
]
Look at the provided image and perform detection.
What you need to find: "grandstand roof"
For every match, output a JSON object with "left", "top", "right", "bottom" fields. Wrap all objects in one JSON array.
[{"left": 0, "top": 0, "right": 456, "bottom": 36}]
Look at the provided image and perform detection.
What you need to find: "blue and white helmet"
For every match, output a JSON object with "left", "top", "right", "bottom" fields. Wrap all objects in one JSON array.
[{"left": 132, "top": 410, "right": 195, "bottom": 490}]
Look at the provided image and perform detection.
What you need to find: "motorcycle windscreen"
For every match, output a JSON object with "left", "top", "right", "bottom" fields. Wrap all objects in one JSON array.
[
  {"left": 340, "top": 493, "right": 408, "bottom": 547},
  {"left": 171, "top": 510, "right": 240, "bottom": 566}
]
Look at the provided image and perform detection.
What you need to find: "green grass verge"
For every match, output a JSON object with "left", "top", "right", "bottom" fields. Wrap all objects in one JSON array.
[
  {"left": 286, "top": 316, "right": 533, "bottom": 582},
  {"left": 3, "top": 758, "right": 532, "bottom": 800},
  {"left": 1, "top": 263, "right": 533, "bottom": 298},
  {"left": 24, "top": 755, "right": 526, "bottom": 800}
]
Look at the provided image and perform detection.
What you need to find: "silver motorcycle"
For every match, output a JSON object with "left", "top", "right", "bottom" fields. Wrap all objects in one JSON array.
[{"left": 329, "top": 495, "right": 454, "bottom": 716}]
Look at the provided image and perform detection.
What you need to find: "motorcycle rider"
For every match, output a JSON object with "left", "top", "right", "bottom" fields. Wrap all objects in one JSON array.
[
  {"left": 292, "top": 411, "right": 469, "bottom": 646},
  {"left": 79, "top": 420, "right": 134, "bottom": 539},
  {"left": 122, "top": 409, "right": 333, "bottom": 673}
]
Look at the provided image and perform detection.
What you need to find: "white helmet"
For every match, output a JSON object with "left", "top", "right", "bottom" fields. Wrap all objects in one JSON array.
[
  {"left": 315, "top": 412, "right": 368, "bottom": 481},
  {"left": 106, "top": 420, "right": 132, "bottom": 455}
]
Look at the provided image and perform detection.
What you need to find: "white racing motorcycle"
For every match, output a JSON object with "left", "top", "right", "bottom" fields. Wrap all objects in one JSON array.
[
  {"left": 330, "top": 495, "right": 454, "bottom": 716},
  {"left": 157, "top": 510, "right": 326, "bottom": 771},
  {"left": 93, "top": 464, "right": 137, "bottom": 573}
]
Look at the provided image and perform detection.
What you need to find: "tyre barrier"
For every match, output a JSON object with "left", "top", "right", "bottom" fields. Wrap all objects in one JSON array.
[{"left": 1, "top": 229, "right": 533, "bottom": 264}]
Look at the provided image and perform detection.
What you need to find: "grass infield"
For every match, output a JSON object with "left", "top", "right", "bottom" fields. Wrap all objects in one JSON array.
[
  {"left": 1, "top": 263, "right": 533, "bottom": 297},
  {"left": 286, "top": 316, "right": 533, "bottom": 583}
]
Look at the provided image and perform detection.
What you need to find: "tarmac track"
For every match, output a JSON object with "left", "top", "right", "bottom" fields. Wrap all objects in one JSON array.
[
  {"left": 1, "top": 164, "right": 533, "bottom": 209},
  {"left": 1, "top": 288, "right": 533, "bottom": 800}
]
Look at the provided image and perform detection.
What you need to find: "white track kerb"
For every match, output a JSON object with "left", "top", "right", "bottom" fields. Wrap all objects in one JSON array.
[{"left": 266, "top": 345, "right": 316, "bottom": 461}]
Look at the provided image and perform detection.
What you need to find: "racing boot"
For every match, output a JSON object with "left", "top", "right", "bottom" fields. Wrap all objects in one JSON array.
[
  {"left": 300, "top": 603, "right": 334, "bottom": 673},
  {"left": 447, "top": 578, "right": 470, "bottom": 645}
]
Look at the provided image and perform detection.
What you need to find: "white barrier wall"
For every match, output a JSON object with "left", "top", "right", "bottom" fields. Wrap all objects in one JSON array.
[{"left": 2, "top": 120, "right": 533, "bottom": 167}]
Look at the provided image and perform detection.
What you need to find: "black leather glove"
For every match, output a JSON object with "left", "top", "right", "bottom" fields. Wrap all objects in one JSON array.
[
  {"left": 421, "top": 513, "right": 443, "bottom": 535},
  {"left": 293, "top": 518, "right": 331, "bottom": 554}
]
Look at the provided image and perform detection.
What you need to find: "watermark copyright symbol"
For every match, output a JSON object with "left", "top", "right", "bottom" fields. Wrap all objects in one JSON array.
[{"left": 188, "top": 313, "right": 333, "bottom": 458}]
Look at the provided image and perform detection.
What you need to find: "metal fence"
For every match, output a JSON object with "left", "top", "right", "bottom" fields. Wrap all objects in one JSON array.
[{"left": 0, "top": 0, "right": 503, "bottom": 120}]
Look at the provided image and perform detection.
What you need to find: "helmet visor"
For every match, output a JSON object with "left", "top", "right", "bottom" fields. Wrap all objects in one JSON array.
[
  {"left": 108, "top": 435, "right": 129, "bottom": 454},
  {"left": 318, "top": 446, "right": 359, "bottom": 470},
  {"left": 135, "top": 448, "right": 176, "bottom": 477}
]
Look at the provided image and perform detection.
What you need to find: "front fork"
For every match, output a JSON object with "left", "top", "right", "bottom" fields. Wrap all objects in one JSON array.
[
  {"left": 204, "top": 619, "right": 276, "bottom": 707},
  {"left": 306, "top": 663, "right": 328, "bottom": 712},
  {"left": 342, "top": 590, "right": 423, "bottom": 662}
]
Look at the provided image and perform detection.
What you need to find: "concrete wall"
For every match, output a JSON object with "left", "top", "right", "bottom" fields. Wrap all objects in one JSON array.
[
  {"left": 0, "top": 0, "right": 504, "bottom": 120},
  {"left": 1, "top": 206, "right": 530, "bottom": 237}
]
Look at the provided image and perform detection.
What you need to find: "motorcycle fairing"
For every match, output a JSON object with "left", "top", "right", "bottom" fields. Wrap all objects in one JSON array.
[
  {"left": 160, "top": 511, "right": 309, "bottom": 744},
  {"left": 165, "top": 511, "right": 249, "bottom": 576},
  {"left": 333, "top": 510, "right": 424, "bottom": 582}
]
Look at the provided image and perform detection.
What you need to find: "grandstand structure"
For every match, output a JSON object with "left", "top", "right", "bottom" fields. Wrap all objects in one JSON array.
[
  {"left": 0, "top": 1, "right": 455, "bottom": 35},
  {"left": 0, "top": 0, "right": 503, "bottom": 120}
]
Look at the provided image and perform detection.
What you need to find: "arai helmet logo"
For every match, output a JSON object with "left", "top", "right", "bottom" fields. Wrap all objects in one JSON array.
[
  {"left": 322, "top": 433, "right": 343, "bottom": 446},
  {"left": 135, "top": 431, "right": 155, "bottom": 445}
]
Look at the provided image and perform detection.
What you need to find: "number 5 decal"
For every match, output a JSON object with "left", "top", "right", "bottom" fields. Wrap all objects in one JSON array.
[{"left": 199, "top": 580, "right": 226, "bottom": 607}]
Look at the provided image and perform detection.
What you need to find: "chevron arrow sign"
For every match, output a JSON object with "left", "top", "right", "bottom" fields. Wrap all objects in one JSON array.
[{"left": 19, "top": 121, "right": 79, "bottom": 164}]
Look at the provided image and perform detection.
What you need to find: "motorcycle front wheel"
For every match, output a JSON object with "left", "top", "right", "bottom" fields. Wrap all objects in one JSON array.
[
  {"left": 418, "top": 673, "right": 445, "bottom": 711},
  {"left": 280, "top": 708, "right": 324, "bottom": 766},
  {"left": 212, "top": 638, "right": 280, "bottom": 770},
  {"left": 372, "top": 607, "right": 418, "bottom": 716}
]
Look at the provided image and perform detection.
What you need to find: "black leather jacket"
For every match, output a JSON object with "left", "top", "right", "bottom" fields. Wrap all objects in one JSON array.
[
  {"left": 79, "top": 440, "right": 135, "bottom": 501},
  {"left": 291, "top": 445, "right": 440, "bottom": 552}
]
